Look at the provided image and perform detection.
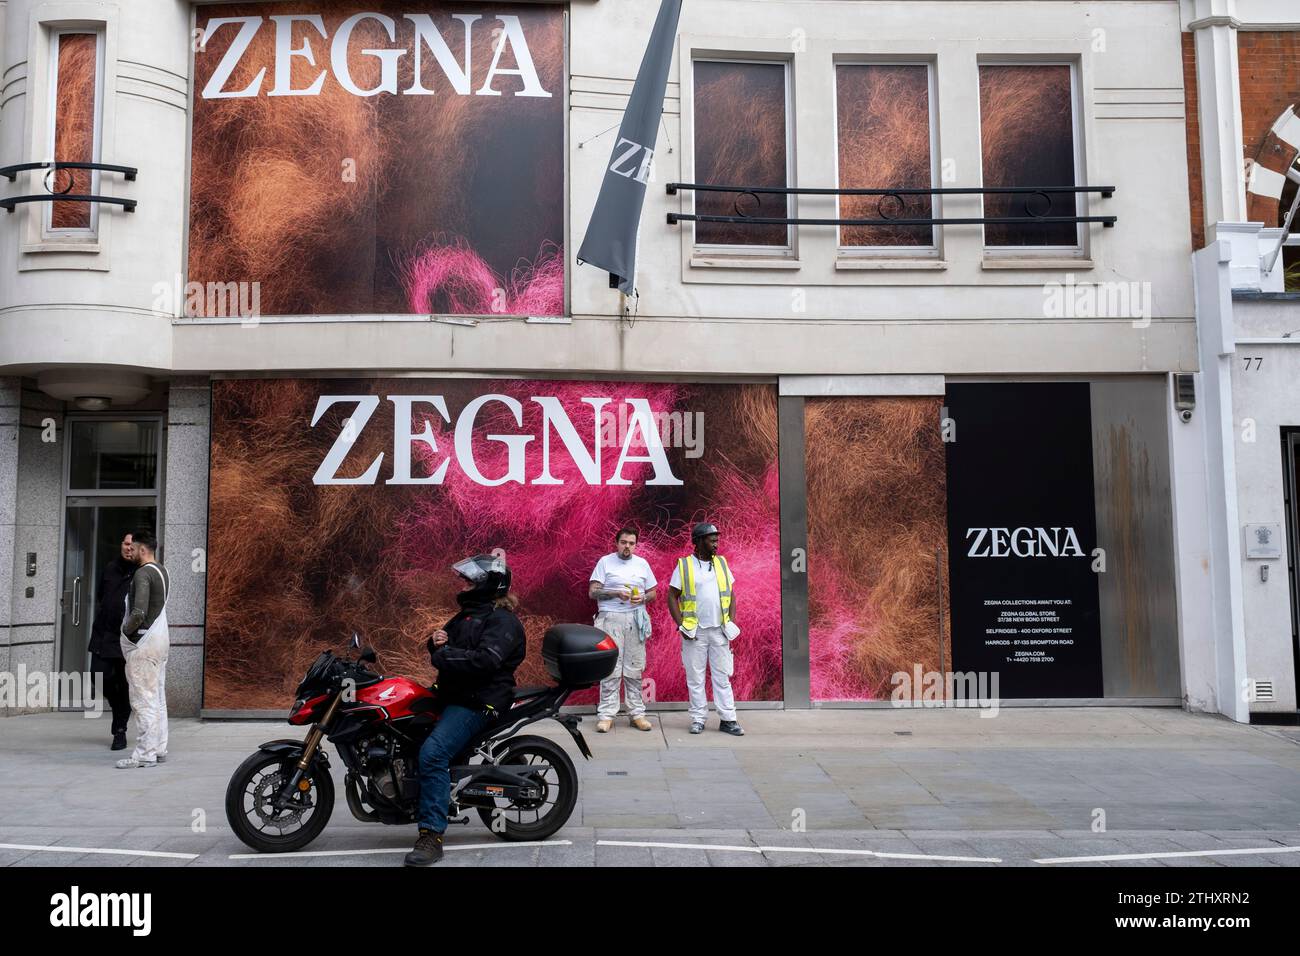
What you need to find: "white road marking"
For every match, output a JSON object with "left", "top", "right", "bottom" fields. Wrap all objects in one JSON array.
[
  {"left": 0, "top": 842, "right": 197, "bottom": 860},
  {"left": 228, "top": 839, "right": 571, "bottom": 860},
  {"left": 596, "top": 839, "right": 1000, "bottom": 863},
  {"left": 1036, "top": 844, "right": 1300, "bottom": 864}
]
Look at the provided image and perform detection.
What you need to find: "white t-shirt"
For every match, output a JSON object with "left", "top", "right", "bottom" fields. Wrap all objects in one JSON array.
[
  {"left": 589, "top": 553, "right": 658, "bottom": 614},
  {"left": 669, "top": 555, "right": 734, "bottom": 630}
]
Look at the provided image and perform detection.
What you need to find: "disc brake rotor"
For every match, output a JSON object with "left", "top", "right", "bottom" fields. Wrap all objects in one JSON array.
[{"left": 252, "top": 769, "right": 306, "bottom": 828}]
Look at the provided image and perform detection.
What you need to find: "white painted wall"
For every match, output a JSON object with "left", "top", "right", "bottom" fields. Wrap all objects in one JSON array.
[
  {"left": 1228, "top": 299, "right": 1300, "bottom": 713},
  {"left": 0, "top": 0, "right": 189, "bottom": 373},
  {"left": 0, "top": 0, "right": 1197, "bottom": 380},
  {"left": 1180, "top": 0, "right": 1300, "bottom": 717}
]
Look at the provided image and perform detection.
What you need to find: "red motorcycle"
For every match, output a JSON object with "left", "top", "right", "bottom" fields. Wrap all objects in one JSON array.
[{"left": 225, "top": 624, "right": 617, "bottom": 853}]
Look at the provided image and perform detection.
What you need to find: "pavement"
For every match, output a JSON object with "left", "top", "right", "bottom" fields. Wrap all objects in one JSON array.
[{"left": 1, "top": 707, "right": 1298, "bottom": 867}]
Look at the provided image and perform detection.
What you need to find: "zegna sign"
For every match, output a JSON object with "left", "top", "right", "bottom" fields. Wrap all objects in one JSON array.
[
  {"left": 199, "top": 12, "right": 552, "bottom": 99},
  {"left": 964, "top": 527, "right": 1086, "bottom": 558},
  {"left": 312, "top": 394, "right": 684, "bottom": 486}
]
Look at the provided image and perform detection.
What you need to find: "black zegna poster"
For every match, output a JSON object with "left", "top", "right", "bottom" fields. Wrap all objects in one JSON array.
[{"left": 944, "top": 383, "right": 1103, "bottom": 698}]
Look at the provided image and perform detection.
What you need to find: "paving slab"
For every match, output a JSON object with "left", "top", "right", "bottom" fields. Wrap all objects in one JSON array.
[{"left": 1, "top": 708, "right": 1296, "bottom": 866}]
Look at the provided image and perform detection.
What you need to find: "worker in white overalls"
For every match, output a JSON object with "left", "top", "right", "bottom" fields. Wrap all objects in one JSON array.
[
  {"left": 588, "top": 526, "right": 657, "bottom": 733},
  {"left": 668, "top": 522, "right": 745, "bottom": 736},
  {"left": 116, "top": 528, "right": 170, "bottom": 769}
]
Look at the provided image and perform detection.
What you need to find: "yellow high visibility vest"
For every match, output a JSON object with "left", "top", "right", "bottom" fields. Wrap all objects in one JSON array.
[{"left": 676, "top": 554, "right": 733, "bottom": 630}]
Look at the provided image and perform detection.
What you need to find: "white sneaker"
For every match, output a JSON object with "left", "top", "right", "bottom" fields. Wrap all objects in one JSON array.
[{"left": 115, "top": 757, "right": 157, "bottom": 769}]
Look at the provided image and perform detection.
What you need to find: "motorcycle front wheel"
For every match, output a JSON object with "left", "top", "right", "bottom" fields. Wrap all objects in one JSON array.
[
  {"left": 225, "top": 750, "right": 335, "bottom": 853},
  {"left": 475, "top": 734, "right": 577, "bottom": 842}
]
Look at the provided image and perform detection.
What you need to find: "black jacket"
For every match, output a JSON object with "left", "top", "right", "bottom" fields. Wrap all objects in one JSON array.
[
  {"left": 88, "top": 557, "right": 136, "bottom": 660},
  {"left": 427, "top": 601, "right": 526, "bottom": 716}
]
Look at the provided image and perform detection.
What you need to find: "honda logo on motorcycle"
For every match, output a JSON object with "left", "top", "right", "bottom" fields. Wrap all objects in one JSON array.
[{"left": 311, "top": 394, "right": 684, "bottom": 487}]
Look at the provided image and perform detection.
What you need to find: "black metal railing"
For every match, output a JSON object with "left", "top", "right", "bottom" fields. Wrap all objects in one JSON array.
[
  {"left": 0, "top": 161, "right": 137, "bottom": 213},
  {"left": 665, "top": 183, "right": 1115, "bottom": 228}
]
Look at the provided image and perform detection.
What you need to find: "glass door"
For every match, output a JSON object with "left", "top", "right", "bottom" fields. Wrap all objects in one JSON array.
[
  {"left": 58, "top": 417, "right": 162, "bottom": 708},
  {"left": 1284, "top": 432, "right": 1300, "bottom": 711},
  {"left": 59, "top": 503, "right": 158, "bottom": 690}
]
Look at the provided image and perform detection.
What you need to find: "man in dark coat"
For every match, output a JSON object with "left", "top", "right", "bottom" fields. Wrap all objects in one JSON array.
[
  {"left": 405, "top": 554, "right": 526, "bottom": 867},
  {"left": 88, "top": 532, "right": 135, "bottom": 750}
]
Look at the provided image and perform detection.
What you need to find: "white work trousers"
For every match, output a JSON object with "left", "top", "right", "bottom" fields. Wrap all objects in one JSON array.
[
  {"left": 120, "top": 606, "right": 170, "bottom": 763},
  {"left": 595, "top": 611, "right": 647, "bottom": 718},
  {"left": 681, "top": 625, "right": 736, "bottom": 722}
]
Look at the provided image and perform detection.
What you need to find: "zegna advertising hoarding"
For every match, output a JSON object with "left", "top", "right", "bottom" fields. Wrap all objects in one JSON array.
[
  {"left": 203, "top": 380, "right": 1116, "bottom": 708},
  {"left": 944, "top": 383, "right": 1104, "bottom": 699},
  {"left": 188, "top": 2, "right": 565, "bottom": 318},
  {"left": 203, "top": 380, "right": 782, "bottom": 709}
]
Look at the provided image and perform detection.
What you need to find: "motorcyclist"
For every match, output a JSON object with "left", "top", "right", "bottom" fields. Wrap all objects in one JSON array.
[{"left": 405, "top": 553, "right": 526, "bottom": 867}]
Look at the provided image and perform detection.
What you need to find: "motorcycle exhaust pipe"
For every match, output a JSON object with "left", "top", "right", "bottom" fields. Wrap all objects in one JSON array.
[{"left": 344, "top": 772, "right": 380, "bottom": 823}]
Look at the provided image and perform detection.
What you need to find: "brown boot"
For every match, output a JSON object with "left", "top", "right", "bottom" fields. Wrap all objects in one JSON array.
[
  {"left": 595, "top": 718, "right": 613, "bottom": 733},
  {"left": 629, "top": 716, "right": 653, "bottom": 732}
]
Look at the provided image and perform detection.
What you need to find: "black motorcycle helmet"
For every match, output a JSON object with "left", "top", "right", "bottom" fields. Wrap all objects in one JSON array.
[{"left": 452, "top": 553, "right": 511, "bottom": 605}]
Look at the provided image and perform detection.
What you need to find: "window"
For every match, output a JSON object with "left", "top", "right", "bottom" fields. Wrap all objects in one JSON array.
[
  {"left": 46, "top": 30, "right": 103, "bottom": 236},
  {"left": 692, "top": 59, "right": 791, "bottom": 250},
  {"left": 978, "top": 63, "right": 1080, "bottom": 249},
  {"left": 836, "top": 62, "right": 936, "bottom": 251},
  {"left": 68, "top": 421, "right": 159, "bottom": 491}
]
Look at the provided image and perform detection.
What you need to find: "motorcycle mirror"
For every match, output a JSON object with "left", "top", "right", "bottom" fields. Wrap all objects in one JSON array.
[
  {"left": 359, "top": 646, "right": 377, "bottom": 664},
  {"left": 349, "top": 632, "right": 360, "bottom": 650}
]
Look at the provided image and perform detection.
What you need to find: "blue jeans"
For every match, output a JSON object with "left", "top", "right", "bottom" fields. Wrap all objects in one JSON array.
[{"left": 417, "top": 704, "right": 490, "bottom": 833}]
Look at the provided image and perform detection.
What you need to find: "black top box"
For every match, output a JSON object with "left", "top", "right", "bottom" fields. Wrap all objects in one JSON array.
[{"left": 542, "top": 623, "right": 619, "bottom": 688}]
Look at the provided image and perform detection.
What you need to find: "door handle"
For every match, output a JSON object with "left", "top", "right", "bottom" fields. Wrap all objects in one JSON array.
[{"left": 72, "top": 576, "right": 82, "bottom": 627}]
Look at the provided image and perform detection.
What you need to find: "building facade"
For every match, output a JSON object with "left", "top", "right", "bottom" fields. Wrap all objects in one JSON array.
[
  {"left": 1, "top": 0, "right": 1225, "bottom": 718},
  {"left": 1179, "top": 0, "right": 1300, "bottom": 722}
]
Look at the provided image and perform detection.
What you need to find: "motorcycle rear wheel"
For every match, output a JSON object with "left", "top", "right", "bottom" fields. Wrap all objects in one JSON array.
[
  {"left": 474, "top": 735, "right": 577, "bottom": 842},
  {"left": 225, "top": 750, "right": 335, "bottom": 853}
]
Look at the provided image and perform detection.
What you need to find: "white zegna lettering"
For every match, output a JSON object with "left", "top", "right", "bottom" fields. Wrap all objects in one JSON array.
[
  {"left": 403, "top": 13, "right": 480, "bottom": 95},
  {"left": 387, "top": 396, "right": 452, "bottom": 485},
  {"left": 965, "top": 527, "right": 1085, "bottom": 558},
  {"left": 201, "top": 17, "right": 266, "bottom": 99},
  {"left": 309, "top": 395, "right": 684, "bottom": 487},
  {"left": 476, "top": 15, "right": 551, "bottom": 97},
  {"left": 532, "top": 397, "right": 609, "bottom": 485},
  {"left": 607, "top": 399, "right": 682, "bottom": 486},
  {"left": 268, "top": 15, "right": 327, "bottom": 96},
  {"left": 608, "top": 138, "right": 655, "bottom": 185},
  {"left": 332, "top": 13, "right": 403, "bottom": 96},
  {"left": 312, "top": 395, "right": 383, "bottom": 485},
  {"left": 454, "top": 394, "right": 534, "bottom": 486},
  {"left": 200, "top": 13, "right": 551, "bottom": 99}
]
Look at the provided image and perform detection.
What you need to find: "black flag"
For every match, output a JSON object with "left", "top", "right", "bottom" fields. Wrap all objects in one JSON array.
[{"left": 576, "top": 0, "right": 683, "bottom": 296}]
